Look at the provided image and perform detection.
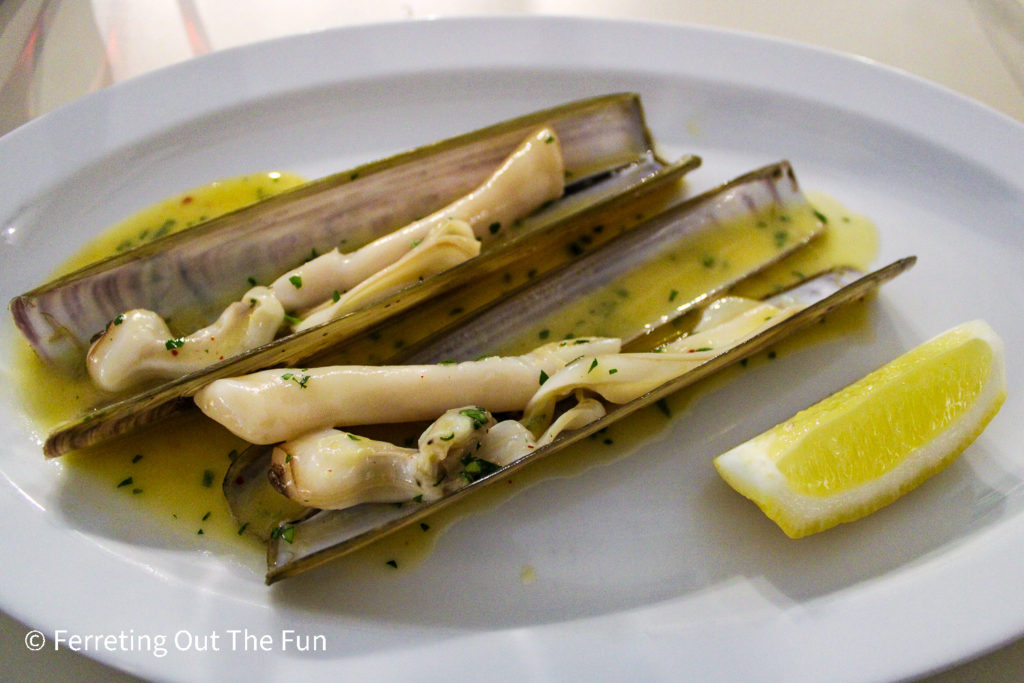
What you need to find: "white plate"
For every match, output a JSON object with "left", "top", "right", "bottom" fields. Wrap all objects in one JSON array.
[{"left": 2, "top": 16, "right": 1023, "bottom": 681}]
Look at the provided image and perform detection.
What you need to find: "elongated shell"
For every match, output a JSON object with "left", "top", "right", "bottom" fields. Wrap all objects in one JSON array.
[
  {"left": 11, "top": 93, "right": 660, "bottom": 369},
  {"left": 403, "top": 161, "right": 825, "bottom": 362},
  {"left": 261, "top": 258, "right": 916, "bottom": 583}
]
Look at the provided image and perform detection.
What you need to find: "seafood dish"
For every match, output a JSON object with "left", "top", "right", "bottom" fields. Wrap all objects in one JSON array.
[{"left": 9, "top": 94, "right": 915, "bottom": 582}]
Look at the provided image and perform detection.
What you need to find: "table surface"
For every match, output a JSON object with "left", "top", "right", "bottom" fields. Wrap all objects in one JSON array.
[{"left": 2, "top": 1, "right": 1023, "bottom": 680}]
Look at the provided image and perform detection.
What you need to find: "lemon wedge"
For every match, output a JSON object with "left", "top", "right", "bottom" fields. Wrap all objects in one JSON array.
[{"left": 714, "top": 320, "right": 1006, "bottom": 538}]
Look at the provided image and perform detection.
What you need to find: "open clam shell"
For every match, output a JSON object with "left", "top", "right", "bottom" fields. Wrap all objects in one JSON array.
[
  {"left": 11, "top": 93, "right": 664, "bottom": 368},
  {"left": 212, "top": 159, "right": 902, "bottom": 581},
  {"left": 260, "top": 259, "right": 915, "bottom": 583}
]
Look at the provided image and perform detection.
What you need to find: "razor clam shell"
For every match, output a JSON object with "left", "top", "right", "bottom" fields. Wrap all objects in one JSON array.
[
  {"left": 263, "top": 258, "right": 917, "bottom": 583},
  {"left": 223, "top": 160, "right": 818, "bottom": 539},
  {"left": 402, "top": 160, "right": 821, "bottom": 362},
  {"left": 42, "top": 153, "right": 701, "bottom": 457},
  {"left": 12, "top": 93, "right": 658, "bottom": 368}
]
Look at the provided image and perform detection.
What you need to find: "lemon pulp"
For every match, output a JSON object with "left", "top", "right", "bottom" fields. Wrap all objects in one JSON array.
[{"left": 775, "top": 335, "right": 993, "bottom": 495}]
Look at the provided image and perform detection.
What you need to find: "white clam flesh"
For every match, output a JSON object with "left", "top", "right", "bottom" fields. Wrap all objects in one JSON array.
[
  {"left": 272, "top": 126, "right": 565, "bottom": 315},
  {"left": 205, "top": 298, "right": 800, "bottom": 511},
  {"left": 195, "top": 337, "right": 621, "bottom": 445},
  {"left": 85, "top": 127, "right": 565, "bottom": 393},
  {"left": 292, "top": 218, "right": 481, "bottom": 331},
  {"left": 269, "top": 406, "right": 496, "bottom": 509},
  {"left": 86, "top": 286, "right": 284, "bottom": 393}
]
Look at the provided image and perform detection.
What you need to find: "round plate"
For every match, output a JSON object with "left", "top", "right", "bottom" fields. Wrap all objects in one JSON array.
[{"left": 1, "top": 16, "right": 1022, "bottom": 681}]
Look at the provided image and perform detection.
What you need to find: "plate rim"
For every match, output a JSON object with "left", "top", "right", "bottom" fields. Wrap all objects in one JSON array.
[{"left": 1, "top": 14, "right": 1022, "bottom": 681}]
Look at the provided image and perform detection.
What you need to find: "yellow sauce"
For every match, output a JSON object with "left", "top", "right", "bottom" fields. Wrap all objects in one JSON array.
[
  {"left": 499, "top": 198, "right": 825, "bottom": 353},
  {"left": 56, "top": 171, "right": 306, "bottom": 276},
  {"left": 11, "top": 176, "right": 878, "bottom": 576},
  {"left": 13, "top": 172, "right": 303, "bottom": 554}
]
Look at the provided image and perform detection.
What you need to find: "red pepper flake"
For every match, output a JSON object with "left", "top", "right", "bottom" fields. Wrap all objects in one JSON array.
[
  {"left": 171, "top": 349, "right": 179, "bottom": 356},
  {"left": 181, "top": 195, "right": 194, "bottom": 205},
  {"left": 234, "top": 476, "right": 245, "bottom": 485}
]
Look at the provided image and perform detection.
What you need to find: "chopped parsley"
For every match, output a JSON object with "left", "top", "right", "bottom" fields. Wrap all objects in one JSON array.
[
  {"left": 460, "top": 455, "right": 500, "bottom": 483},
  {"left": 282, "top": 372, "right": 311, "bottom": 388},
  {"left": 288, "top": 275, "right": 302, "bottom": 289},
  {"left": 459, "top": 407, "right": 489, "bottom": 430},
  {"left": 165, "top": 338, "right": 185, "bottom": 350},
  {"left": 271, "top": 525, "right": 295, "bottom": 543}
]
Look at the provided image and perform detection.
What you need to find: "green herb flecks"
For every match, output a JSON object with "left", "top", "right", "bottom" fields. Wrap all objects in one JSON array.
[
  {"left": 282, "top": 372, "right": 311, "bottom": 388},
  {"left": 460, "top": 455, "right": 500, "bottom": 483},
  {"left": 459, "top": 407, "right": 489, "bottom": 430}
]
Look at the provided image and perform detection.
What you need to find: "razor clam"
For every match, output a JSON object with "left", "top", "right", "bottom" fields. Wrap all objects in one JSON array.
[
  {"left": 203, "top": 160, "right": 824, "bottom": 445},
  {"left": 214, "top": 160, "right": 857, "bottom": 572},
  {"left": 42, "top": 153, "right": 700, "bottom": 456},
  {"left": 11, "top": 93, "right": 661, "bottom": 370},
  {"left": 259, "top": 258, "right": 916, "bottom": 583}
]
